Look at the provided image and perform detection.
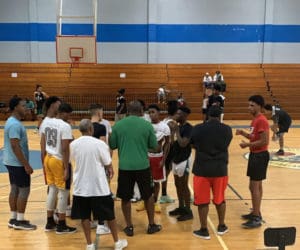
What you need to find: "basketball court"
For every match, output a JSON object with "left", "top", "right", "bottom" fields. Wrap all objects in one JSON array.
[{"left": 0, "top": 120, "right": 299, "bottom": 250}]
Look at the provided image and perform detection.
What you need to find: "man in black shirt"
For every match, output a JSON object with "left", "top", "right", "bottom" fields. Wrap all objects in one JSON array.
[
  {"left": 168, "top": 106, "right": 193, "bottom": 222},
  {"left": 191, "top": 106, "right": 232, "bottom": 240},
  {"left": 264, "top": 104, "right": 292, "bottom": 155},
  {"left": 115, "top": 88, "right": 127, "bottom": 122}
]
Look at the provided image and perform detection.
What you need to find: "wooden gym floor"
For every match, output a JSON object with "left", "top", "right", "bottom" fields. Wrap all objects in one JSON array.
[{"left": 0, "top": 120, "right": 299, "bottom": 250}]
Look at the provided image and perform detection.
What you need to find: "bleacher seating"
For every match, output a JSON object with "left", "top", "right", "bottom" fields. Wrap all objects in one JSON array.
[{"left": 0, "top": 63, "right": 284, "bottom": 121}]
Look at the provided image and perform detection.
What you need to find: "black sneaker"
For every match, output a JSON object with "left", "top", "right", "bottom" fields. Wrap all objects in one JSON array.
[
  {"left": 123, "top": 225, "right": 134, "bottom": 237},
  {"left": 168, "top": 207, "right": 185, "bottom": 216},
  {"left": 8, "top": 218, "right": 17, "bottom": 228},
  {"left": 13, "top": 220, "right": 37, "bottom": 230},
  {"left": 241, "top": 212, "right": 262, "bottom": 220},
  {"left": 193, "top": 228, "right": 210, "bottom": 240},
  {"left": 217, "top": 224, "right": 229, "bottom": 235},
  {"left": 177, "top": 210, "right": 193, "bottom": 221},
  {"left": 45, "top": 221, "right": 57, "bottom": 232},
  {"left": 147, "top": 224, "right": 162, "bottom": 234},
  {"left": 56, "top": 224, "right": 77, "bottom": 234},
  {"left": 275, "top": 149, "right": 284, "bottom": 156},
  {"left": 242, "top": 216, "right": 262, "bottom": 229}
]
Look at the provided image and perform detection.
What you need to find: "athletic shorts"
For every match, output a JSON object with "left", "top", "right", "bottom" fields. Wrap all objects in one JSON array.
[
  {"left": 193, "top": 176, "right": 228, "bottom": 205},
  {"left": 117, "top": 168, "right": 153, "bottom": 201},
  {"left": 247, "top": 151, "right": 269, "bottom": 181},
  {"left": 71, "top": 195, "right": 115, "bottom": 221},
  {"left": 149, "top": 155, "right": 166, "bottom": 182},
  {"left": 278, "top": 124, "right": 291, "bottom": 134},
  {"left": 172, "top": 159, "right": 190, "bottom": 177},
  {"left": 44, "top": 154, "right": 69, "bottom": 189},
  {"left": 5, "top": 165, "right": 31, "bottom": 188}
]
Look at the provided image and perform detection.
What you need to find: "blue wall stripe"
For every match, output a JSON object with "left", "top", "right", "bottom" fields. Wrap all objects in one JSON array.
[{"left": 1, "top": 23, "right": 300, "bottom": 43}]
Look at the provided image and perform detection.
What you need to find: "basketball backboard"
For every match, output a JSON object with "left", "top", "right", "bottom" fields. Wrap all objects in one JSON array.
[{"left": 56, "top": 35, "right": 97, "bottom": 63}]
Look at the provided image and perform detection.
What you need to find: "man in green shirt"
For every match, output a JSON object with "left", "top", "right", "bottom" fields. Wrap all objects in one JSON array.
[{"left": 109, "top": 100, "right": 162, "bottom": 236}]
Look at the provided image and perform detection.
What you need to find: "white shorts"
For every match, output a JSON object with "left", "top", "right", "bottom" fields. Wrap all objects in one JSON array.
[{"left": 172, "top": 157, "right": 191, "bottom": 177}]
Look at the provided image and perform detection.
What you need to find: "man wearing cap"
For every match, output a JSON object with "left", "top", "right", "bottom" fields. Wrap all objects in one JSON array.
[
  {"left": 190, "top": 106, "right": 232, "bottom": 240},
  {"left": 3, "top": 96, "right": 37, "bottom": 230}
]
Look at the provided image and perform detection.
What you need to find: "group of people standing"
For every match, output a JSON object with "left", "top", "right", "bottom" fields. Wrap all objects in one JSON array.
[{"left": 2, "top": 86, "right": 291, "bottom": 249}]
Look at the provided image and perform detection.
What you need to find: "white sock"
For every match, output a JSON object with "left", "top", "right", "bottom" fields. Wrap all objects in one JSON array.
[
  {"left": 11, "top": 211, "right": 17, "bottom": 219},
  {"left": 17, "top": 213, "right": 24, "bottom": 221}
]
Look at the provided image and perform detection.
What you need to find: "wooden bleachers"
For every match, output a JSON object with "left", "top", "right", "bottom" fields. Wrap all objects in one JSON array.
[
  {"left": 0, "top": 63, "right": 282, "bottom": 121},
  {"left": 263, "top": 64, "right": 300, "bottom": 119}
]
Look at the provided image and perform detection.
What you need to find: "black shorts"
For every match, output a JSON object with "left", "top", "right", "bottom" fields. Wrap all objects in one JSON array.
[
  {"left": 278, "top": 125, "right": 290, "bottom": 134},
  {"left": 71, "top": 195, "right": 115, "bottom": 221},
  {"left": 5, "top": 165, "right": 31, "bottom": 187},
  {"left": 247, "top": 151, "right": 269, "bottom": 181},
  {"left": 117, "top": 168, "right": 153, "bottom": 201}
]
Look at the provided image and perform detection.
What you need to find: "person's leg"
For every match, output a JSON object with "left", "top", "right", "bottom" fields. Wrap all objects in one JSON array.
[
  {"left": 279, "top": 133, "right": 284, "bottom": 150},
  {"left": 8, "top": 184, "right": 18, "bottom": 222},
  {"left": 81, "top": 219, "right": 92, "bottom": 245},
  {"left": 153, "top": 182, "right": 160, "bottom": 202},
  {"left": 174, "top": 175, "right": 184, "bottom": 208},
  {"left": 121, "top": 200, "right": 132, "bottom": 227},
  {"left": 182, "top": 174, "right": 191, "bottom": 209},
  {"left": 198, "top": 204, "right": 209, "bottom": 229},
  {"left": 107, "top": 219, "right": 118, "bottom": 242},
  {"left": 249, "top": 180, "right": 263, "bottom": 216},
  {"left": 144, "top": 195, "right": 155, "bottom": 225},
  {"left": 215, "top": 202, "right": 226, "bottom": 226}
]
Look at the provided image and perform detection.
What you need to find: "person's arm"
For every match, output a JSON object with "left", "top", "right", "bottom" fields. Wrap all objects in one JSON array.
[
  {"left": 42, "top": 91, "right": 49, "bottom": 99},
  {"left": 104, "top": 163, "right": 114, "bottom": 179},
  {"left": 61, "top": 139, "right": 70, "bottom": 181},
  {"left": 239, "top": 131, "right": 268, "bottom": 149},
  {"left": 175, "top": 126, "right": 190, "bottom": 148},
  {"left": 236, "top": 129, "right": 250, "bottom": 139},
  {"left": 10, "top": 138, "right": 33, "bottom": 175},
  {"left": 160, "top": 135, "right": 170, "bottom": 168}
]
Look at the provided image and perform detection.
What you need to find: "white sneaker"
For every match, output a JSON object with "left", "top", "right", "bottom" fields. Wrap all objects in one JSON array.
[
  {"left": 86, "top": 243, "right": 95, "bottom": 250},
  {"left": 96, "top": 224, "right": 111, "bottom": 235},
  {"left": 114, "top": 239, "right": 128, "bottom": 250}
]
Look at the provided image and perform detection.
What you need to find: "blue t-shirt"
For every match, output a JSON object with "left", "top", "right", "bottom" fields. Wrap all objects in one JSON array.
[{"left": 3, "top": 116, "right": 29, "bottom": 167}]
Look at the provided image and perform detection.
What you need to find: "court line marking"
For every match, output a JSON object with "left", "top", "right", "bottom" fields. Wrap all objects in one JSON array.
[{"left": 189, "top": 183, "right": 229, "bottom": 250}]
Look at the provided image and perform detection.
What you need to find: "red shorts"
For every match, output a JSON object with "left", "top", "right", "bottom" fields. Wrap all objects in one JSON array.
[
  {"left": 149, "top": 155, "right": 165, "bottom": 182},
  {"left": 193, "top": 176, "right": 228, "bottom": 205}
]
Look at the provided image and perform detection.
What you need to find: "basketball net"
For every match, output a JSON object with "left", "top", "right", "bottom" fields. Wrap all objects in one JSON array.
[{"left": 71, "top": 56, "right": 80, "bottom": 68}]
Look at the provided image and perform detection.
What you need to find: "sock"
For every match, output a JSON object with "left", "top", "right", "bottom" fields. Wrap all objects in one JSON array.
[
  {"left": 17, "top": 213, "right": 24, "bottom": 221},
  {"left": 161, "top": 188, "right": 167, "bottom": 196},
  {"left": 11, "top": 211, "right": 17, "bottom": 219},
  {"left": 47, "top": 216, "right": 55, "bottom": 224}
]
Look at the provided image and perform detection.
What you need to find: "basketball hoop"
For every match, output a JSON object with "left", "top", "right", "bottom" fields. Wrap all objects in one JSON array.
[{"left": 69, "top": 47, "right": 83, "bottom": 68}]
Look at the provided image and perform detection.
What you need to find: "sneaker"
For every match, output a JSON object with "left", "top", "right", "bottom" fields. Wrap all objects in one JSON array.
[
  {"left": 177, "top": 210, "right": 193, "bottom": 221},
  {"left": 96, "top": 224, "right": 111, "bottom": 235},
  {"left": 45, "top": 221, "right": 57, "bottom": 232},
  {"left": 136, "top": 201, "right": 145, "bottom": 211},
  {"left": 193, "top": 228, "right": 210, "bottom": 240},
  {"left": 56, "top": 224, "right": 77, "bottom": 234},
  {"left": 275, "top": 149, "right": 284, "bottom": 156},
  {"left": 242, "top": 216, "right": 262, "bottom": 229},
  {"left": 13, "top": 220, "right": 37, "bottom": 230},
  {"left": 159, "top": 195, "right": 175, "bottom": 204},
  {"left": 154, "top": 203, "right": 161, "bottom": 213},
  {"left": 168, "top": 207, "right": 185, "bottom": 216},
  {"left": 123, "top": 225, "right": 134, "bottom": 237},
  {"left": 8, "top": 218, "right": 17, "bottom": 228},
  {"left": 241, "top": 212, "right": 262, "bottom": 220},
  {"left": 86, "top": 244, "right": 95, "bottom": 250},
  {"left": 217, "top": 224, "right": 229, "bottom": 235},
  {"left": 114, "top": 239, "right": 128, "bottom": 250},
  {"left": 147, "top": 224, "right": 162, "bottom": 234}
]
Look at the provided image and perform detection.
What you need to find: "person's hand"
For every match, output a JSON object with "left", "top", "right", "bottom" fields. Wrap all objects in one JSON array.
[
  {"left": 24, "top": 164, "right": 34, "bottom": 175},
  {"left": 239, "top": 140, "right": 249, "bottom": 149},
  {"left": 106, "top": 166, "right": 114, "bottom": 179},
  {"left": 64, "top": 168, "right": 69, "bottom": 181},
  {"left": 236, "top": 129, "right": 243, "bottom": 135}
]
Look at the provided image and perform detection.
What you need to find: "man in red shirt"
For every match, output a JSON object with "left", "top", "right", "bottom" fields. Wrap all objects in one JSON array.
[{"left": 236, "top": 95, "right": 269, "bottom": 229}]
